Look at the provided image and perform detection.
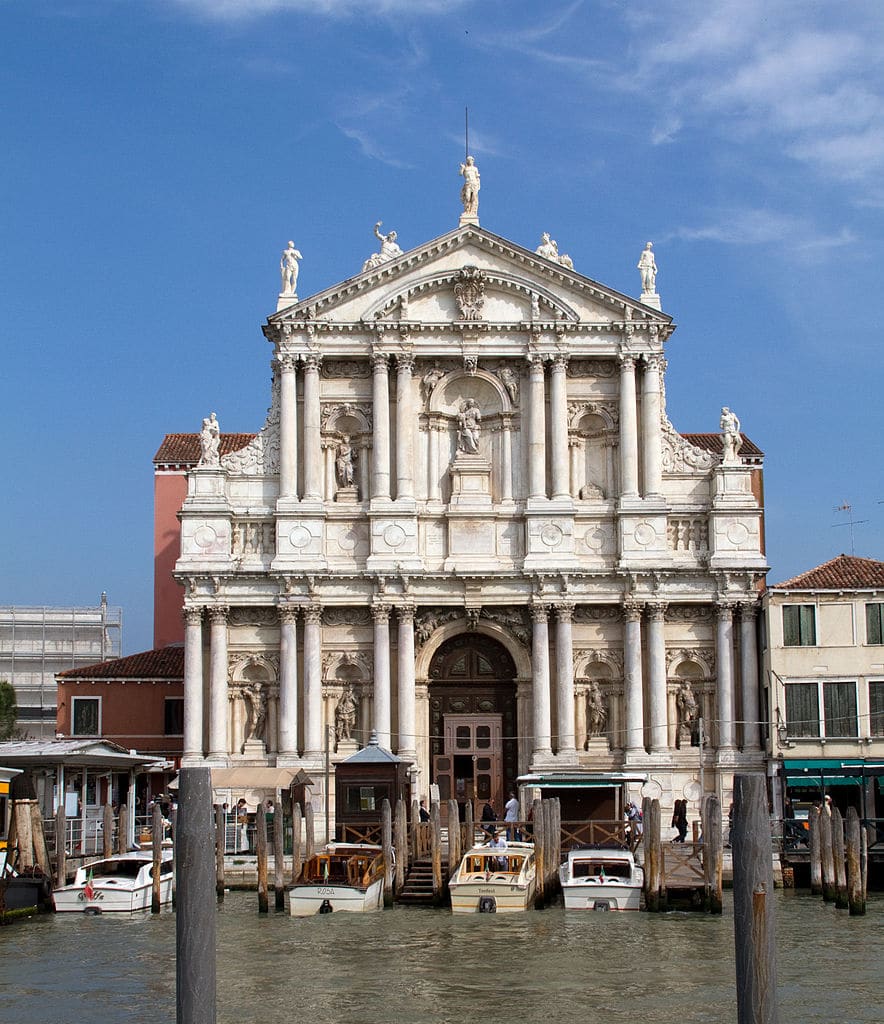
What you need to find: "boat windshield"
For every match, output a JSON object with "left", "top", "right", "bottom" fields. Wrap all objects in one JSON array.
[
  {"left": 85, "top": 859, "right": 144, "bottom": 880},
  {"left": 571, "top": 859, "right": 631, "bottom": 879},
  {"left": 461, "top": 853, "right": 525, "bottom": 876}
]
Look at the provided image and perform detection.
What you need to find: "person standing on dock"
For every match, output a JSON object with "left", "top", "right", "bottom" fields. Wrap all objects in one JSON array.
[{"left": 504, "top": 792, "right": 520, "bottom": 841}]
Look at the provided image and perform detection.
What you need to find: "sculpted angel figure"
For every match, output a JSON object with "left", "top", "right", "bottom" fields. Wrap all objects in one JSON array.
[
  {"left": 638, "top": 241, "right": 657, "bottom": 294},
  {"left": 198, "top": 412, "right": 220, "bottom": 467},
  {"left": 280, "top": 241, "right": 302, "bottom": 296},
  {"left": 362, "top": 221, "right": 402, "bottom": 272},
  {"left": 459, "top": 155, "right": 480, "bottom": 216},
  {"left": 457, "top": 398, "right": 481, "bottom": 454}
]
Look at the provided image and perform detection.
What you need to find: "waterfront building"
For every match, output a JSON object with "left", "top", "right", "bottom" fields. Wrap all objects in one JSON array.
[
  {"left": 0, "top": 596, "right": 122, "bottom": 739},
  {"left": 763, "top": 554, "right": 884, "bottom": 819},
  {"left": 165, "top": 170, "right": 768, "bottom": 830}
]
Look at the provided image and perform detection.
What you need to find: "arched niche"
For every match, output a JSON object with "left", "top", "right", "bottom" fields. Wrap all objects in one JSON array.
[{"left": 570, "top": 405, "right": 617, "bottom": 500}]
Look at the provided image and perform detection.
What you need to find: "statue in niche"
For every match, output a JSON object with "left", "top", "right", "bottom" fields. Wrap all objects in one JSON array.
[
  {"left": 675, "top": 680, "right": 699, "bottom": 748},
  {"left": 499, "top": 366, "right": 519, "bottom": 403},
  {"left": 335, "top": 435, "right": 356, "bottom": 487},
  {"left": 720, "top": 406, "right": 743, "bottom": 464},
  {"left": 457, "top": 398, "right": 481, "bottom": 454},
  {"left": 335, "top": 686, "right": 359, "bottom": 744},
  {"left": 638, "top": 241, "right": 657, "bottom": 294},
  {"left": 362, "top": 221, "right": 402, "bottom": 272},
  {"left": 280, "top": 241, "right": 302, "bottom": 296},
  {"left": 586, "top": 680, "right": 608, "bottom": 741},
  {"left": 535, "top": 232, "right": 573, "bottom": 269},
  {"left": 242, "top": 683, "right": 268, "bottom": 750},
  {"left": 198, "top": 412, "right": 220, "bottom": 467},
  {"left": 459, "top": 155, "right": 480, "bottom": 216}
]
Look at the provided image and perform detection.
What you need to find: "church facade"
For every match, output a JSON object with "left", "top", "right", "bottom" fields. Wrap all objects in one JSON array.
[{"left": 172, "top": 189, "right": 768, "bottom": 826}]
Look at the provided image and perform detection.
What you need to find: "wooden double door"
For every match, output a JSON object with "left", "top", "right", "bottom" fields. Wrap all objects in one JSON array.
[{"left": 433, "top": 714, "right": 503, "bottom": 822}]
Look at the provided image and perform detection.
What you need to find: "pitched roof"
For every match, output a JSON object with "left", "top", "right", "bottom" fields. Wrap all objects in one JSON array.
[
  {"left": 57, "top": 645, "right": 184, "bottom": 681},
  {"left": 154, "top": 433, "right": 254, "bottom": 465},
  {"left": 682, "top": 433, "right": 764, "bottom": 457},
  {"left": 770, "top": 554, "right": 884, "bottom": 590}
]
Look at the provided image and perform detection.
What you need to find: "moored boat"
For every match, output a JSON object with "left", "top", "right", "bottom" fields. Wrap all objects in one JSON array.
[
  {"left": 288, "top": 843, "right": 386, "bottom": 916},
  {"left": 448, "top": 839, "right": 536, "bottom": 914},
  {"left": 54, "top": 850, "right": 174, "bottom": 913},
  {"left": 558, "top": 847, "right": 643, "bottom": 911}
]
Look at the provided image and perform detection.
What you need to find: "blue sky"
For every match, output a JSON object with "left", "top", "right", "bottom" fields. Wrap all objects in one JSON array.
[{"left": 2, "top": 0, "right": 882, "bottom": 655}]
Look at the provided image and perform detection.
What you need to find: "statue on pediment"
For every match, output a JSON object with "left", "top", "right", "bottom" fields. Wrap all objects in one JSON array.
[
  {"left": 457, "top": 399, "right": 481, "bottom": 455},
  {"left": 638, "top": 241, "right": 657, "bottom": 294},
  {"left": 459, "top": 155, "right": 480, "bottom": 217},
  {"left": 199, "top": 412, "right": 220, "bottom": 467},
  {"left": 535, "top": 232, "right": 574, "bottom": 270},
  {"left": 280, "top": 241, "right": 302, "bottom": 296},
  {"left": 362, "top": 221, "right": 402, "bottom": 272},
  {"left": 720, "top": 406, "right": 742, "bottom": 464}
]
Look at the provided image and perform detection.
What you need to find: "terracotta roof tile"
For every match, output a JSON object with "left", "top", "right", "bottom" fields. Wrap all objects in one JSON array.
[
  {"left": 771, "top": 554, "right": 884, "bottom": 590},
  {"left": 154, "top": 433, "right": 255, "bottom": 465},
  {"left": 682, "top": 433, "right": 763, "bottom": 457},
  {"left": 58, "top": 645, "right": 185, "bottom": 680}
]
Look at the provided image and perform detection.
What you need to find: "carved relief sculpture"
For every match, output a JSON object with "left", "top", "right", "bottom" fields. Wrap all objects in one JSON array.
[
  {"left": 280, "top": 241, "right": 302, "bottom": 296},
  {"left": 454, "top": 266, "right": 485, "bottom": 320},
  {"left": 362, "top": 221, "right": 403, "bottom": 272},
  {"left": 198, "top": 412, "right": 221, "bottom": 467}
]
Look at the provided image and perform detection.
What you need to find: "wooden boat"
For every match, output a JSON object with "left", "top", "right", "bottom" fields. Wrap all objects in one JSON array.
[
  {"left": 54, "top": 850, "right": 174, "bottom": 913},
  {"left": 448, "top": 839, "right": 536, "bottom": 914},
  {"left": 558, "top": 847, "right": 643, "bottom": 911},
  {"left": 288, "top": 843, "right": 386, "bottom": 916}
]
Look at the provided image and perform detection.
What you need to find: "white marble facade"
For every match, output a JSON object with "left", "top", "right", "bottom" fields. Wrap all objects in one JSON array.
[{"left": 176, "top": 224, "right": 768, "bottom": 814}]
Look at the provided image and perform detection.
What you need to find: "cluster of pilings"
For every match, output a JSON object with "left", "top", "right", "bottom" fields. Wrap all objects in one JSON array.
[{"left": 809, "top": 804, "right": 866, "bottom": 915}]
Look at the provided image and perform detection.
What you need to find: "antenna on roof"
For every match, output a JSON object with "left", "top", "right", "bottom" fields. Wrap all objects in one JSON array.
[
  {"left": 832, "top": 501, "right": 868, "bottom": 556},
  {"left": 465, "top": 106, "right": 469, "bottom": 163}
]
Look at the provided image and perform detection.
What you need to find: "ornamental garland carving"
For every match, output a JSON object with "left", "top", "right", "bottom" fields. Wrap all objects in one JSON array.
[
  {"left": 574, "top": 648, "right": 624, "bottom": 677},
  {"left": 321, "top": 650, "right": 372, "bottom": 680},
  {"left": 222, "top": 376, "right": 281, "bottom": 476},
  {"left": 481, "top": 606, "right": 531, "bottom": 646},
  {"left": 453, "top": 266, "right": 485, "bottom": 321},
  {"left": 572, "top": 606, "right": 622, "bottom": 623},
  {"left": 567, "top": 359, "right": 616, "bottom": 379},
  {"left": 661, "top": 416, "right": 716, "bottom": 473},
  {"left": 320, "top": 402, "right": 372, "bottom": 431},
  {"left": 414, "top": 608, "right": 463, "bottom": 646},
  {"left": 322, "top": 360, "right": 371, "bottom": 379},
  {"left": 322, "top": 607, "right": 373, "bottom": 627},
  {"left": 666, "top": 606, "right": 714, "bottom": 623},
  {"left": 666, "top": 647, "right": 716, "bottom": 678},
  {"left": 228, "top": 607, "right": 279, "bottom": 627},
  {"left": 226, "top": 652, "right": 280, "bottom": 682},
  {"left": 567, "top": 400, "right": 619, "bottom": 430}
]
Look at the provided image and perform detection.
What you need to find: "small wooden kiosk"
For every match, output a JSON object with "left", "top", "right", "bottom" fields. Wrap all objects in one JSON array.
[{"left": 334, "top": 732, "right": 408, "bottom": 841}]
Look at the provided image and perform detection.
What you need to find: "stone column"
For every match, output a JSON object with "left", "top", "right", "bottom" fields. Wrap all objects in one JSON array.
[
  {"left": 207, "top": 606, "right": 229, "bottom": 759},
  {"left": 358, "top": 441, "right": 370, "bottom": 500},
  {"left": 549, "top": 354, "right": 570, "bottom": 499},
  {"left": 183, "top": 607, "right": 204, "bottom": 760},
  {"left": 647, "top": 602, "right": 668, "bottom": 753},
  {"left": 501, "top": 414, "right": 513, "bottom": 502},
  {"left": 302, "top": 603, "right": 323, "bottom": 759},
  {"left": 277, "top": 353, "right": 298, "bottom": 500},
  {"left": 531, "top": 605, "right": 552, "bottom": 758},
  {"left": 371, "top": 352, "right": 391, "bottom": 500},
  {"left": 324, "top": 441, "right": 335, "bottom": 502},
  {"left": 302, "top": 353, "right": 322, "bottom": 500},
  {"left": 623, "top": 601, "right": 645, "bottom": 757},
  {"left": 569, "top": 436, "right": 582, "bottom": 498},
  {"left": 277, "top": 605, "right": 299, "bottom": 757},
  {"left": 619, "top": 354, "right": 639, "bottom": 498},
  {"left": 716, "top": 604, "right": 736, "bottom": 751},
  {"left": 641, "top": 354, "right": 663, "bottom": 498},
  {"left": 372, "top": 604, "right": 392, "bottom": 748},
  {"left": 397, "top": 605, "right": 416, "bottom": 759},
  {"left": 575, "top": 687, "right": 588, "bottom": 751},
  {"left": 740, "top": 603, "right": 762, "bottom": 750},
  {"left": 554, "top": 603, "right": 576, "bottom": 756},
  {"left": 527, "top": 355, "right": 547, "bottom": 499},
  {"left": 395, "top": 353, "right": 415, "bottom": 500}
]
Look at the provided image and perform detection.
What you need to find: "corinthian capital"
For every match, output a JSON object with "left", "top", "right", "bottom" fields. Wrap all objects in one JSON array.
[
  {"left": 371, "top": 351, "right": 389, "bottom": 373},
  {"left": 621, "top": 600, "right": 644, "bottom": 622},
  {"left": 182, "top": 606, "right": 203, "bottom": 627},
  {"left": 554, "top": 602, "right": 574, "bottom": 623},
  {"left": 277, "top": 604, "right": 300, "bottom": 625},
  {"left": 371, "top": 603, "right": 391, "bottom": 625},
  {"left": 208, "top": 605, "right": 229, "bottom": 625},
  {"left": 303, "top": 602, "right": 323, "bottom": 625}
]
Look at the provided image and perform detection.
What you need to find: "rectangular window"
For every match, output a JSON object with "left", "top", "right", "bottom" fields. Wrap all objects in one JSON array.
[
  {"left": 72, "top": 696, "right": 100, "bottom": 736},
  {"left": 783, "top": 605, "right": 816, "bottom": 646},
  {"left": 870, "top": 682, "right": 884, "bottom": 737},
  {"left": 785, "top": 683, "right": 819, "bottom": 738},
  {"left": 866, "top": 604, "right": 884, "bottom": 645},
  {"left": 822, "top": 681, "right": 857, "bottom": 738},
  {"left": 164, "top": 698, "right": 184, "bottom": 736}
]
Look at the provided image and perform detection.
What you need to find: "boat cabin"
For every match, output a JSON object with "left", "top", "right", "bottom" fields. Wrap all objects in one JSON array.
[
  {"left": 569, "top": 855, "right": 633, "bottom": 880},
  {"left": 298, "top": 846, "right": 384, "bottom": 888}
]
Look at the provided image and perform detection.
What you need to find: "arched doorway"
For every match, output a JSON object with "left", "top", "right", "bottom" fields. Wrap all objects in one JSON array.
[{"left": 428, "top": 634, "right": 517, "bottom": 821}]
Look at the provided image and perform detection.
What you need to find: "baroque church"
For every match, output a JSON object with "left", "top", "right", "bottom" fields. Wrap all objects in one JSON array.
[{"left": 169, "top": 163, "right": 768, "bottom": 827}]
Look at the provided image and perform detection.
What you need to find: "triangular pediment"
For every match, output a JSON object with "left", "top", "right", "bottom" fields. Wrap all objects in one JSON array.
[{"left": 267, "top": 225, "right": 672, "bottom": 332}]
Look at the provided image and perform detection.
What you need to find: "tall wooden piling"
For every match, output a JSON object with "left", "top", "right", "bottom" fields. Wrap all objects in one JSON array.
[
  {"left": 176, "top": 767, "right": 216, "bottom": 1024},
  {"left": 830, "top": 806, "right": 848, "bottom": 909},
  {"left": 118, "top": 802, "right": 129, "bottom": 855},
  {"left": 29, "top": 800, "right": 52, "bottom": 879},
  {"left": 447, "top": 799, "right": 461, "bottom": 879},
  {"left": 732, "top": 774, "right": 778, "bottom": 1024},
  {"left": 845, "top": 807, "right": 865, "bottom": 916},
  {"left": 430, "top": 801, "right": 442, "bottom": 904},
  {"left": 273, "top": 804, "right": 286, "bottom": 911},
  {"left": 151, "top": 803, "right": 164, "bottom": 914},
  {"left": 14, "top": 801, "right": 35, "bottom": 869},
  {"left": 643, "top": 797, "right": 663, "bottom": 912},
  {"left": 532, "top": 798, "right": 545, "bottom": 908},
  {"left": 214, "top": 804, "right": 225, "bottom": 900},
  {"left": 394, "top": 799, "right": 407, "bottom": 894},
  {"left": 304, "top": 803, "right": 315, "bottom": 861},
  {"left": 291, "top": 804, "right": 303, "bottom": 883},
  {"left": 809, "top": 807, "right": 822, "bottom": 895},
  {"left": 819, "top": 806, "right": 836, "bottom": 902},
  {"left": 702, "top": 795, "right": 723, "bottom": 914},
  {"left": 381, "top": 798, "right": 393, "bottom": 907},
  {"left": 411, "top": 799, "right": 420, "bottom": 862},
  {"left": 464, "top": 800, "right": 474, "bottom": 854},
  {"left": 256, "top": 803, "right": 269, "bottom": 914},
  {"left": 55, "top": 804, "right": 67, "bottom": 886},
  {"left": 103, "top": 803, "right": 114, "bottom": 859},
  {"left": 543, "top": 800, "right": 555, "bottom": 891}
]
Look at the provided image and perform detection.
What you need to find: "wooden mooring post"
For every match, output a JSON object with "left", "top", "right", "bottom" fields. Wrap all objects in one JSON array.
[
  {"left": 151, "top": 803, "right": 164, "bottom": 914},
  {"left": 732, "top": 774, "right": 778, "bottom": 1024},
  {"left": 291, "top": 804, "right": 303, "bottom": 884},
  {"left": 256, "top": 803, "right": 269, "bottom": 913},
  {"left": 447, "top": 799, "right": 461, "bottom": 880},
  {"left": 702, "top": 794, "right": 723, "bottom": 914},
  {"left": 819, "top": 805, "right": 836, "bottom": 902},
  {"left": 118, "top": 802, "right": 129, "bottom": 855},
  {"left": 273, "top": 801, "right": 286, "bottom": 911},
  {"left": 809, "top": 806, "right": 822, "bottom": 895},
  {"left": 430, "top": 801, "right": 442, "bottom": 904},
  {"left": 643, "top": 797, "right": 663, "bottom": 912},
  {"left": 411, "top": 799, "right": 420, "bottom": 862},
  {"left": 214, "top": 804, "right": 225, "bottom": 900},
  {"left": 532, "top": 798, "right": 545, "bottom": 908},
  {"left": 394, "top": 799, "right": 407, "bottom": 895},
  {"left": 103, "top": 804, "right": 114, "bottom": 859},
  {"left": 55, "top": 804, "right": 67, "bottom": 887},
  {"left": 845, "top": 807, "right": 865, "bottom": 916},
  {"left": 304, "top": 803, "right": 315, "bottom": 861},
  {"left": 831, "top": 806, "right": 848, "bottom": 909},
  {"left": 176, "top": 767, "right": 216, "bottom": 1024},
  {"left": 381, "top": 798, "right": 394, "bottom": 907},
  {"left": 464, "top": 800, "right": 474, "bottom": 854}
]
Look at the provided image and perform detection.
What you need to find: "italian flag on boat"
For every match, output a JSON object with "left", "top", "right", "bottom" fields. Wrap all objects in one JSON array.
[{"left": 84, "top": 869, "right": 95, "bottom": 900}]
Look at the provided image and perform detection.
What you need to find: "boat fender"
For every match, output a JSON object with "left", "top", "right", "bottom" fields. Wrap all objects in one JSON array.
[
  {"left": 478, "top": 896, "right": 497, "bottom": 913},
  {"left": 318, "top": 899, "right": 334, "bottom": 914},
  {"left": 83, "top": 906, "right": 103, "bottom": 916}
]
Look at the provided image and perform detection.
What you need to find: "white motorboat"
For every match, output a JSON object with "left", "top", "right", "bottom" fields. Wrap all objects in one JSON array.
[
  {"left": 448, "top": 839, "right": 536, "bottom": 914},
  {"left": 54, "top": 850, "right": 174, "bottom": 914},
  {"left": 558, "top": 847, "right": 643, "bottom": 911},
  {"left": 289, "top": 843, "right": 386, "bottom": 916}
]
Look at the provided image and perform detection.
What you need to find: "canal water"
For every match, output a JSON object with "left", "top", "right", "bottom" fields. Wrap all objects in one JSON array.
[{"left": 2, "top": 892, "right": 881, "bottom": 1024}]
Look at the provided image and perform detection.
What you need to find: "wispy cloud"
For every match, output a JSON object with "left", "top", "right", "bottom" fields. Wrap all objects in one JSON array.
[
  {"left": 337, "top": 124, "right": 414, "bottom": 169},
  {"left": 169, "top": 0, "right": 467, "bottom": 20}
]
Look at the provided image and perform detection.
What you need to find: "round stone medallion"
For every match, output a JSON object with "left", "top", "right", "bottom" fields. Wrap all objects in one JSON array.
[
  {"left": 634, "top": 522, "right": 657, "bottom": 547},
  {"left": 382, "top": 524, "right": 407, "bottom": 549},
  {"left": 289, "top": 525, "right": 311, "bottom": 549},
  {"left": 540, "top": 523, "right": 564, "bottom": 548},
  {"left": 193, "top": 525, "right": 217, "bottom": 549},
  {"left": 726, "top": 522, "right": 750, "bottom": 546},
  {"left": 336, "top": 527, "right": 358, "bottom": 552},
  {"left": 584, "top": 526, "right": 608, "bottom": 552},
  {"left": 641, "top": 779, "right": 663, "bottom": 800}
]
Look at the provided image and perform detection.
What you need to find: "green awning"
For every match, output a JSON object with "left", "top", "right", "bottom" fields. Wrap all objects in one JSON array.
[{"left": 784, "top": 758, "right": 884, "bottom": 775}]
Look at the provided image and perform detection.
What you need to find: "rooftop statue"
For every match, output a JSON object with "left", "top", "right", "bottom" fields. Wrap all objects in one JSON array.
[
  {"left": 280, "top": 241, "right": 302, "bottom": 297},
  {"left": 535, "top": 232, "right": 574, "bottom": 270},
  {"left": 362, "top": 222, "right": 403, "bottom": 272},
  {"left": 459, "top": 155, "right": 480, "bottom": 218},
  {"left": 720, "top": 406, "right": 743, "bottom": 464},
  {"left": 198, "top": 412, "right": 220, "bottom": 467},
  {"left": 638, "top": 241, "right": 657, "bottom": 294}
]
